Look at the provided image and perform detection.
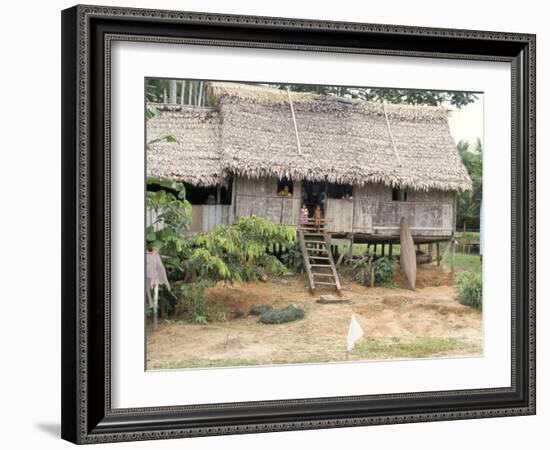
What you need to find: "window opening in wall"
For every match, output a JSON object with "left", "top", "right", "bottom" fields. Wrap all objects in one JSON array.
[
  {"left": 277, "top": 177, "right": 294, "bottom": 197},
  {"left": 392, "top": 188, "right": 407, "bottom": 202}
]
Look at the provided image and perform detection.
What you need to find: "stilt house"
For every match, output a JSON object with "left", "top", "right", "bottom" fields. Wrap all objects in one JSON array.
[{"left": 147, "top": 82, "right": 472, "bottom": 291}]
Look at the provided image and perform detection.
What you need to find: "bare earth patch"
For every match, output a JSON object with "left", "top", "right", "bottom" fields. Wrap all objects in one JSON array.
[{"left": 146, "top": 265, "right": 482, "bottom": 370}]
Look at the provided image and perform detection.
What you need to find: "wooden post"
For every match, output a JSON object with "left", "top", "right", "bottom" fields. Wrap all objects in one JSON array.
[
  {"left": 348, "top": 235, "right": 354, "bottom": 261},
  {"left": 229, "top": 176, "right": 237, "bottom": 224},
  {"left": 381, "top": 242, "right": 385, "bottom": 257},
  {"left": 370, "top": 264, "right": 375, "bottom": 288},
  {"left": 451, "top": 237, "right": 456, "bottom": 274},
  {"left": 389, "top": 243, "right": 393, "bottom": 259},
  {"left": 428, "top": 243, "right": 433, "bottom": 262},
  {"left": 180, "top": 80, "right": 186, "bottom": 105},
  {"left": 153, "top": 282, "right": 159, "bottom": 331},
  {"left": 436, "top": 242, "right": 440, "bottom": 266},
  {"left": 169, "top": 79, "right": 177, "bottom": 104}
]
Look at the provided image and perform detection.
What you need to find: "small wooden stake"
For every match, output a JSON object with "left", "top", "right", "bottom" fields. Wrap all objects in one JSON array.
[
  {"left": 153, "top": 282, "right": 159, "bottom": 332},
  {"left": 451, "top": 237, "right": 456, "bottom": 274}
]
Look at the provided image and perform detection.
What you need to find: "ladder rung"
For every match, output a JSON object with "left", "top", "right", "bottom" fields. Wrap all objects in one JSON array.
[
  {"left": 307, "top": 248, "right": 328, "bottom": 253},
  {"left": 310, "top": 256, "right": 330, "bottom": 260},
  {"left": 303, "top": 232, "right": 324, "bottom": 236},
  {"left": 305, "top": 240, "right": 326, "bottom": 245},
  {"left": 315, "top": 281, "right": 337, "bottom": 286},
  {"left": 311, "top": 263, "right": 331, "bottom": 267},
  {"left": 313, "top": 273, "right": 334, "bottom": 277}
]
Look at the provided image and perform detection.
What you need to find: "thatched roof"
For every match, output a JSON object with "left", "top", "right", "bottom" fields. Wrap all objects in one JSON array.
[
  {"left": 147, "top": 83, "right": 472, "bottom": 191},
  {"left": 146, "top": 104, "right": 222, "bottom": 186}
]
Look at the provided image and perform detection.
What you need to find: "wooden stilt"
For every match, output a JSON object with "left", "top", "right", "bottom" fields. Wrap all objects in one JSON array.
[
  {"left": 436, "top": 242, "right": 440, "bottom": 266},
  {"left": 428, "top": 243, "right": 433, "bottom": 262},
  {"left": 381, "top": 242, "right": 385, "bottom": 257},
  {"left": 389, "top": 243, "right": 393, "bottom": 259}
]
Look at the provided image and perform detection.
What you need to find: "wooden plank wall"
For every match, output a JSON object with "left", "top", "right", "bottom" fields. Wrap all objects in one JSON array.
[
  {"left": 352, "top": 185, "right": 454, "bottom": 234},
  {"left": 231, "top": 178, "right": 454, "bottom": 234},
  {"left": 202, "top": 205, "right": 230, "bottom": 232},
  {"left": 325, "top": 199, "right": 354, "bottom": 232},
  {"left": 234, "top": 176, "right": 302, "bottom": 225}
]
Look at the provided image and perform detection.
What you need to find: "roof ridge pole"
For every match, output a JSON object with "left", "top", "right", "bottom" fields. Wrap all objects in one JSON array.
[
  {"left": 382, "top": 101, "right": 402, "bottom": 167},
  {"left": 286, "top": 87, "right": 302, "bottom": 156}
]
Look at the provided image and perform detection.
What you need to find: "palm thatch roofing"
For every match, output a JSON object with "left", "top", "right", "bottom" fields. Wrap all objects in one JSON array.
[
  {"left": 147, "top": 82, "right": 472, "bottom": 191},
  {"left": 147, "top": 104, "right": 222, "bottom": 186}
]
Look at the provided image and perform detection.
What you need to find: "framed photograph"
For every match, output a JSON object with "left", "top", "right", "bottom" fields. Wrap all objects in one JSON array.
[{"left": 61, "top": 5, "right": 536, "bottom": 444}]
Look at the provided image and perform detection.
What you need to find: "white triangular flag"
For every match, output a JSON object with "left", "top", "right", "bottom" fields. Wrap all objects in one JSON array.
[{"left": 347, "top": 314, "right": 364, "bottom": 352}]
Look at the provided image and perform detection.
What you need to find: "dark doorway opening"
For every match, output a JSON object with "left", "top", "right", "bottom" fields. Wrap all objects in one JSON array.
[{"left": 302, "top": 181, "right": 327, "bottom": 216}]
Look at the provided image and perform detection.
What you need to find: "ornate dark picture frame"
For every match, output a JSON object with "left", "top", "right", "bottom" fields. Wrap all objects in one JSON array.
[{"left": 61, "top": 4, "right": 536, "bottom": 444}]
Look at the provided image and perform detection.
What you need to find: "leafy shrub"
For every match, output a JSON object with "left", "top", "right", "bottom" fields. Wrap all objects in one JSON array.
[
  {"left": 457, "top": 269, "right": 482, "bottom": 310},
  {"left": 352, "top": 256, "right": 395, "bottom": 287},
  {"left": 373, "top": 257, "right": 395, "bottom": 285},
  {"left": 146, "top": 176, "right": 191, "bottom": 253},
  {"left": 280, "top": 242, "right": 304, "bottom": 273},
  {"left": 149, "top": 213, "right": 297, "bottom": 324},
  {"left": 352, "top": 256, "right": 373, "bottom": 286}
]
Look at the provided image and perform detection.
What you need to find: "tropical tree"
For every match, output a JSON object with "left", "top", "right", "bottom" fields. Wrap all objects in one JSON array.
[
  {"left": 456, "top": 139, "right": 483, "bottom": 230},
  {"left": 270, "top": 84, "right": 478, "bottom": 108}
]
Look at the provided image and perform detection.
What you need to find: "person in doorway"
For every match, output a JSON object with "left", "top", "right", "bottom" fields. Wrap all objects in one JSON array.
[
  {"left": 299, "top": 203, "right": 309, "bottom": 225},
  {"left": 313, "top": 204, "right": 323, "bottom": 232},
  {"left": 342, "top": 192, "right": 353, "bottom": 201},
  {"left": 278, "top": 185, "right": 292, "bottom": 197}
]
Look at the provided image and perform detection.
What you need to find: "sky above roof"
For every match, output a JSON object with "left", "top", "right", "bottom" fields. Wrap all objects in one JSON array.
[{"left": 447, "top": 95, "right": 484, "bottom": 147}]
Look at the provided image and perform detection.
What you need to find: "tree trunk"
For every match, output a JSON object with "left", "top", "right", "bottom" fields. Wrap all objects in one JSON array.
[
  {"left": 180, "top": 80, "right": 186, "bottom": 105},
  {"left": 169, "top": 79, "right": 177, "bottom": 104},
  {"left": 198, "top": 82, "right": 204, "bottom": 106}
]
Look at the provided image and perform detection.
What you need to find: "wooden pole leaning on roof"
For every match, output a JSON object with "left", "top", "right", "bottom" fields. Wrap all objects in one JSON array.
[
  {"left": 286, "top": 87, "right": 302, "bottom": 156},
  {"left": 382, "top": 101, "right": 402, "bottom": 168}
]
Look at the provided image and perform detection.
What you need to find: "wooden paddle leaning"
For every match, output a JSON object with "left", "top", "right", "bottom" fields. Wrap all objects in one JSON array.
[{"left": 399, "top": 216, "right": 416, "bottom": 290}]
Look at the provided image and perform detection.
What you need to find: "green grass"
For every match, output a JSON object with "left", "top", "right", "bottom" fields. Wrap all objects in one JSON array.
[
  {"left": 441, "top": 251, "right": 481, "bottom": 273},
  {"left": 149, "top": 337, "right": 481, "bottom": 370},
  {"left": 149, "top": 358, "right": 260, "bottom": 370},
  {"left": 353, "top": 337, "right": 481, "bottom": 359},
  {"left": 350, "top": 241, "right": 481, "bottom": 275},
  {"left": 456, "top": 231, "right": 480, "bottom": 245}
]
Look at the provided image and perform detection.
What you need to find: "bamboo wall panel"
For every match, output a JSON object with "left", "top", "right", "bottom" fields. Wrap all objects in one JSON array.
[
  {"left": 281, "top": 198, "right": 301, "bottom": 225},
  {"left": 265, "top": 197, "right": 283, "bottom": 223},
  {"left": 325, "top": 199, "right": 353, "bottom": 232},
  {"left": 202, "top": 205, "right": 230, "bottom": 232},
  {"left": 352, "top": 198, "right": 373, "bottom": 232}
]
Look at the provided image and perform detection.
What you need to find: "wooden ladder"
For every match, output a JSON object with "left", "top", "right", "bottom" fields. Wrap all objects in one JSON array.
[{"left": 298, "top": 220, "right": 342, "bottom": 295}]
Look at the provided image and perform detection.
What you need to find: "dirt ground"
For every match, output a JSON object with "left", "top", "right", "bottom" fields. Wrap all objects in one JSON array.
[{"left": 146, "top": 265, "right": 482, "bottom": 370}]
